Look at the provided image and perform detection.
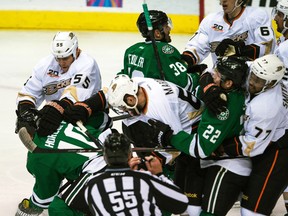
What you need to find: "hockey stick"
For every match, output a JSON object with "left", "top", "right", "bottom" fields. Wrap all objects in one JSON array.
[
  {"left": 111, "top": 113, "right": 132, "bottom": 121},
  {"left": 18, "top": 127, "right": 178, "bottom": 153},
  {"left": 142, "top": 1, "right": 165, "bottom": 80},
  {"left": 75, "top": 121, "right": 103, "bottom": 149}
]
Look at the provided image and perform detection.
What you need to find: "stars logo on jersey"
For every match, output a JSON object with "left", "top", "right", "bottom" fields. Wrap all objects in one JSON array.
[
  {"left": 162, "top": 45, "right": 174, "bottom": 54},
  {"left": 47, "top": 69, "right": 60, "bottom": 78},
  {"left": 216, "top": 108, "right": 229, "bottom": 121}
]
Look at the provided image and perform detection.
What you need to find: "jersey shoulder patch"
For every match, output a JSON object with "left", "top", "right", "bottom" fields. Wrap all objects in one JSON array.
[{"left": 161, "top": 44, "right": 175, "bottom": 54}]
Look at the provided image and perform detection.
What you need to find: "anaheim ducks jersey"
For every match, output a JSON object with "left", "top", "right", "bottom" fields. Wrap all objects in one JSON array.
[
  {"left": 118, "top": 41, "right": 199, "bottom": 92},
  {"left": 16, "top": 52, "right": 102, "bottom": 107},
  {"left": 184, "top": 6, "right": 275, "bottom": 64},
  {"left": 274, "top": 36, "right": 288, "bottom": 86},
  {"left": 239, "top": 83, "right": 288, "bottom": 157},
  {"left": 123, "top": 77, "right": 204, "bottom": 135}
]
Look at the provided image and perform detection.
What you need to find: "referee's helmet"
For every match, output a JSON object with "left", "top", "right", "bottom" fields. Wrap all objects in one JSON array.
[{"left": 104, "top": 133, "right": 132, "bottom": 166}]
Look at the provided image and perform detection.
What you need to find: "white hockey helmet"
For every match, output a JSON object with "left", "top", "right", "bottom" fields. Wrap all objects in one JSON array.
[
  {"left": 250, "top": 54, "right": 285, "bottom": 88},
  {"left": 107, "top": 74, "right": 139, "bottom": 110},
  {"left": 51, "top": 32, "right": 78, "bottom": 59},
  {"left": 272, "top": 0, "right": 288, "bottom": 33}
]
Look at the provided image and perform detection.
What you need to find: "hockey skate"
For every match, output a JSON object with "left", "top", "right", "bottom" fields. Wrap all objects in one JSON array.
[{"left": 15, "top": 198, "right": 43, "bottom": 216}]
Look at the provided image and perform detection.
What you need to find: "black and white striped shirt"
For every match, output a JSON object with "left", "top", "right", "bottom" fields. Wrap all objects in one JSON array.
[{"left": 84, "top": 166, "right": 188, "bottom": 215}]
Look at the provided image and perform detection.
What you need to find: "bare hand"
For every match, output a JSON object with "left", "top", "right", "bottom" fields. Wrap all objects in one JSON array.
[{"left": 145, "top": 155, "right": 163, "bottom": 175}]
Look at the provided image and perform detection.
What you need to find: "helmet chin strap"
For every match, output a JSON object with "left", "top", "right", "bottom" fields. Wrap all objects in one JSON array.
[
  {"left": 227, "top": 0, "right": 243, "bottom": 15},
  {"left": 281, "top": 19, "right": 288, "bottom": 35}
]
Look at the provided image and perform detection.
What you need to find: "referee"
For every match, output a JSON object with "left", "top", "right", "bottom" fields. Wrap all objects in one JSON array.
[{"left": 84, "top": 133, "right": 188, "bottom": 215}]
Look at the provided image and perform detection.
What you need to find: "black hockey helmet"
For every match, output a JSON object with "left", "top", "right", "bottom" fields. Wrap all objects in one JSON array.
[
  {"left": 136, "top": 10, "right": 169, "bottom": 38},
  {"left": 215, "top": 56, "right": 249, "bottom": 89},
  {"left": 103, "top": 133, "right": 132, "bottom": 166}
]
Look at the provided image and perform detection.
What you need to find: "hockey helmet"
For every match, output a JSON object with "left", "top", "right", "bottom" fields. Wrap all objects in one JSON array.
[
  {"left": 107, "top": 74, "right": 139, "bottom": 110},
  {"left": 250, "top": 54, "right": 285, "bottom": 88},
  {"left": 136, "top": 10, "right": 172, "bottom": 38},
  {"left": 273, "top": 0, "right": 288, "bottom": 18},
  {"left": 215, "top": 56, "right": 249, "bottom": 88},
  {"left": 51, "top": 32, "right": 78, "bottom": 59},
  {"left": 272, "top": 0, "right": 288, "bottom": 33},
  {"left": 103, "top": 133, "right": 132, "bottom": 166}
]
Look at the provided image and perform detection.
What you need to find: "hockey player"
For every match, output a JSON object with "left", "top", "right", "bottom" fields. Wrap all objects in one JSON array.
[
  {"left": 83, "top": 133, "right": 189, "bottom": 216},
  {"left": 182, "top": 0, "right": 275, "bottom": 67},
  {"left": 272, "top": 1, "right": 288, "bottom": 213},
  {"left": 144, "top": 56, "right": 252, "bottom": 215},
  {"left": 106, "top": 75, "right": 210, "bottom": 215},
  {"left": 15, "top": 31, "right": 102, "bottom": 137},
  {"left": 15, "top": 110, "right": 111, "bottom": 216},
  {"left": 117, "top": 10, "right": 205, "bottom": 93},
  {"left": 273, "top": 0, "right": 288, "bottom": 86},
  {"left": 218, "top": 54, "right": 288, "bottom": 215}
]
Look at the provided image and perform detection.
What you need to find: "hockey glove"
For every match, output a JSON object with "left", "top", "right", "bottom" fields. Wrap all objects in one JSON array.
[
  {"left": 15, "top": 108, "right": 38, "bottom": 136},
  {"left": 215, "top": 39, "right": 245, "bottom": 57},
  {"left": 199, "top": 72, "right": 227, "bottom": 116},
  {"left": 181, "top": 51, "right": 197, "bottom": 68},
  {"left": 64, "top": 91, "right": 107, "bottom": 125},
  {"left": 15, "top": 100, "right": 36, "bottom": 134},
  {"left": 148, "top": 119, "right": 173, "bottom": 148},
  {"left": 222, "top": 136, "right": 243, "bottom": 156},
  {"left": 187, "top": 64, "right": 208, "bottom": 75},
  {"left": 64, "top": 102, "right": 92, "bottom": 125},
  {"left": 37, "top": 99, "right": 70, "bottom": 136}
]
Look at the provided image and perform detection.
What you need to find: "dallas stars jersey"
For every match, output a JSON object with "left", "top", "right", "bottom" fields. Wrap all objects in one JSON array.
[
  {"left": 170, "top": 88, "right": 252, "bottom": 176},
  {"left": 27, "top": 112, "right": 110, "bottom": 209},
  {"left": 171, "top": 89, "right": 245, "bottom": 158},
  {"left": 274, "top": 36, "right": 288, "bottom": 86},
  {"left": 17, "top": 52, "right": 102, "bottom": 108},
  {"left": 184, "top": 6, "right": 275, "bottom": 65},
  {"left": 118, "top": 41, "right": 199, "bottom": 92}
]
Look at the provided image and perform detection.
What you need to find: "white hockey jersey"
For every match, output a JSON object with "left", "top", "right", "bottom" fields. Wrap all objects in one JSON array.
[
  {"left": 274, "top": 36, "right": 288, "bottom": 86},
  {"left": 16, "top": 52, "right": 102, "bottom": 107},
  {"left": 123, "top": 77, "right": 204, "bottom": 135},
  {"left": 184, "top": 6, "right": 275, "bottom": 64},
  {"left": 239, "top": 82, "right": 288, "bottom": 157}
]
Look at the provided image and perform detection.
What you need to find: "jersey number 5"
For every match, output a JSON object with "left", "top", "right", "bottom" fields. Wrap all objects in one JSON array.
[{"left": 109, "top": 191, "right": 137, "bottom": 212}]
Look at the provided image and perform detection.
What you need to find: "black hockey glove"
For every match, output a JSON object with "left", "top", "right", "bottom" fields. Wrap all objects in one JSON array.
[
  {"left": 187, "top": 64, "right": 208, "bottom": 75},
  {"left": 181, "top": 51, "right": 197, "bottom": 68},
  {"left": 37, "top": 99, "right": 71, "bottom": 136},
  {"left": 64, "top": 91, "right": 107, "bottom": 125},
  {"left": 222, "top": 136, "right": 243, "bottom": 156},
  {"left": 199, "top": 72, "right": 227, "bottom": 116},
  {"left": 148, "top": 119, "right": 173, "bottom": 148},
  {"left": 215, "top": 39, "right": 245, "bottom": 57},
  {"left": 15, "top": 108, "right": 38, "bottom": 136},
  {"left": 15, "top": 100, "right": 36, "bottom": 135},
  {"left": 64, "top": 102, "right": 91, "bottom": 125}
]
